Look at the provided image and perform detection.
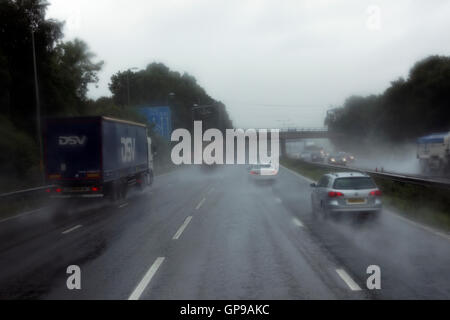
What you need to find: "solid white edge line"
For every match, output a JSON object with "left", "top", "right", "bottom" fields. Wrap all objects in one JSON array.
[
  {"left": 119, "top": 202, "right": 128, "bottom": 208},
  {"left": 292, "top": 217, "right": 304, "bottom": 228},
  {"left": 195, "top": 197, "right": 206, "bottom": 210},
  {"left": 62, "top": 224, "right": 82, "bottom": 235},
  {"left": 0, "top": 206, "right": 48, "bottom": 224},
  {"left": 128, "top": 257, "right": 165, "bottom": 300},
  {"left": 172, "top": 216, "right": 193, "bottom": 240},
  {"left": 280, "top": 164, "right": 315, "bottom": 183},
  {"left": 386, "top": 209, "right": 450, "bottom": 241},
  {"left": 336, "top": 269, "right": 362, "bottom": 291}
]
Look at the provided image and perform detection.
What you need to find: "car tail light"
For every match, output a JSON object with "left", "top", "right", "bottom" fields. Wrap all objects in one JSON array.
[
  {"left": 55, "top": 188, "right": 62, "bottom": 193},
  {"left": 250, "top": 170, "right": 257, "bottom": 175},
  {"left": 328, "top": 191, "right": 344, "bottom": 197},
  {"left": 45, "top": 188, "right": 51, "bottom": 193},
  {"left": 370, "top": 189, "right": 382, "bottom": 196},
  {"left": 91, "top": 186, "right": 99, "bottom": 192}
]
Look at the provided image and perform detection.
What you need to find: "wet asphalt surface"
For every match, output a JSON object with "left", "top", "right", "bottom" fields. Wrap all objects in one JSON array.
[{"left": 0, "top": 165, "right": 449, "bottom": 299}]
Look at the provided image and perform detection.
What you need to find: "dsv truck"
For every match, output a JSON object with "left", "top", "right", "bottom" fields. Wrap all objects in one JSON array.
[
  {"left": 43, "top": 116, "right": 154, "bottom": 200},
  {"left": 417, "top": 131, "right": 450, "bottom": 175}
]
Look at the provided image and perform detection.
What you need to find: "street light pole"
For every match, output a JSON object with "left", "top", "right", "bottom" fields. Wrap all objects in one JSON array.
[{"left": 31, "top": 27, "right": 44, "bottom": 184}]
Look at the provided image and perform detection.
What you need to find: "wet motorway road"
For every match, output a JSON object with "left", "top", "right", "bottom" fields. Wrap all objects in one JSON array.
[{"left": 0, "top": 165, "right": 449, "bottom": 299}]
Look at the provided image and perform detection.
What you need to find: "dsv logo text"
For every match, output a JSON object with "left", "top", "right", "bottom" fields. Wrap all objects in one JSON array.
[
  {"left": 121, "top": 137, "right": 136, "bottom": 163},
  {"left": 58, "top": 136, "right": 87, "bottom": 146}
]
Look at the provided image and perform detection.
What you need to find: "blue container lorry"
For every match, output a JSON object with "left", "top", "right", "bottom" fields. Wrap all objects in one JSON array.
[{"left": 43, "top": 116, "right": 154, "bottom": 200}]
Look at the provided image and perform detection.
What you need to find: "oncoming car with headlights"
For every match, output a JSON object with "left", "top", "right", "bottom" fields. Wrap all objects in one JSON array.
[
  {"left": 310, "top": 172, "right": 382, "bottom": 220},
  {"left": 328, "top": 152, "right": 348, "bottom": 165}
]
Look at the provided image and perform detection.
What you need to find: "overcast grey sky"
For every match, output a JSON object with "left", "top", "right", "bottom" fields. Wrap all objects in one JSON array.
[{"left": 46, "top": 0, "right": 450, "bottom": 128}]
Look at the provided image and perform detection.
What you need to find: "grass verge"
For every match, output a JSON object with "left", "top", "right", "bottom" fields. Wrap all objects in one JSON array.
[{"left": 280, "top": 157, "right": 450, "bottom": 234}]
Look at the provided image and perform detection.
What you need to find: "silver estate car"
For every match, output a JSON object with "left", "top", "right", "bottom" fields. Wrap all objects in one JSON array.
[{"left": 310, "top": 172, "right": 382, "bottom": 219}]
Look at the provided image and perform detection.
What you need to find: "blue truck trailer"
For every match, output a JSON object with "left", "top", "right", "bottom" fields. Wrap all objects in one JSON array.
[{"left": 43, "top": 116, "right": 154, "bottom": 200}]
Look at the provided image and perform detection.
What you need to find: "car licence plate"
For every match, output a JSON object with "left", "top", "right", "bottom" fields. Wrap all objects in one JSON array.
[
  {"left": 347, "top": 198, "right": 366, "bottom": 204},
  {"left": 64, "top": 187, "right": 89, "bottom": 193}
]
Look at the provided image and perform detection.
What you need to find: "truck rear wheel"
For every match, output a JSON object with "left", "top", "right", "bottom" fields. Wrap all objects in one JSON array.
[
  {"left": 139, "top": 171, "right": 153, "bottom": 190},
  {"left": 107, "top": 181, "right": 120, "bottom": 202},
  {"left": 120, "top": 180, "right": 128, "bottom": 199}
]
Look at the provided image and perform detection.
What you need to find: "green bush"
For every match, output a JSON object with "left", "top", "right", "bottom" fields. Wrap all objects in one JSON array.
[{"left": 0, "top": 116, "right": 39, "bottom": 191}]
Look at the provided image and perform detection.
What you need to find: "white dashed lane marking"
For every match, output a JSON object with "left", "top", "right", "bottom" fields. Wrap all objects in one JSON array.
[
  {"left": 336, "top": 269, "right": 362, "bottom": 291},
  {"left": 173, "top": 216, "right": 193, "bottom": 240},
  {"left": 62, "top": 224, "right": 82, "bottom": 235},
  {"left": 128, "top": 257, "right": 165, "bottom": 300},
  {"left": 292, "top": 217, "right": 304, "bottom": 228},
  {"left": 195, "top": 198, "right": 206, "bottom": 210}
]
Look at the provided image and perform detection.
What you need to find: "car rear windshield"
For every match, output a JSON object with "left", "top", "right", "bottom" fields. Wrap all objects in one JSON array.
[{"left": 333, "top": 177, "right": 376, "bottom": 190}]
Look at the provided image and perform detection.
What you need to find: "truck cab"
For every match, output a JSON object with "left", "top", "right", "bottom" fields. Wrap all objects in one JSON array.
[{"left": 417, "top": 132, "right": 450, "bottom": 174}]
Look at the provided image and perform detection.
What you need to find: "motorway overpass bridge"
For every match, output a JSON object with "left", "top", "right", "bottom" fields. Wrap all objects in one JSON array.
[
  {"left": 245, "top": 127, "right": 329, "bottom": 156},
  {"left": 279, "top": 128, "right": 329, "bottom": 156}
]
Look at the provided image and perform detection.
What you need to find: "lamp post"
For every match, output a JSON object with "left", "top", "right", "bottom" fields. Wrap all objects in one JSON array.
[{"left": 31, "top": 24, "right": 45, "bottom": 184}]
